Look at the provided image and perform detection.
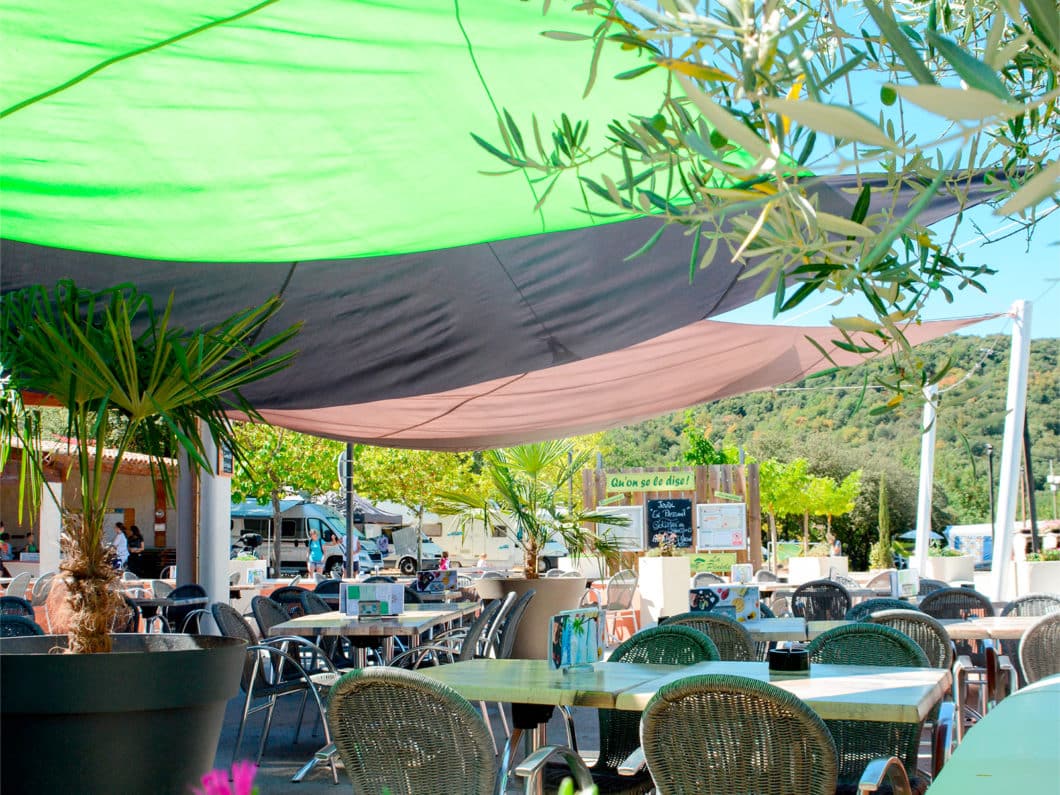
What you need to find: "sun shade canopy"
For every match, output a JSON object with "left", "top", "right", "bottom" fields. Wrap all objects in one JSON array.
[{"left": 1, "top": 0, "right": 995, "bottom": 449}]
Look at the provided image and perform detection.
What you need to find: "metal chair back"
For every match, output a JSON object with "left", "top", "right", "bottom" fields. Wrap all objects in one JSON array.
[
  {"left": 663, "top": 612, "right": 755, "bottom": 661},
  {"left": 31, "top": 571, "right": 56, "bottom": 606},
  {"left": 867, "top": 609, "right": 954, "bottom": 669},
  {"left": 845, "top": 597, "right": 916, "bottom": 622},
  {"left": 791, "top": 579, "right": 851, "bottom": 621},
  {"left": 1019, "top": 612, "right": 1060, "bottom": 684},
  {"left": 0, "top": 614, "right": 45, "bottom": 636},
  {"left": 603, "top": 569, "right": 637, "bottom": 611},
  {"left": 494, "top": 589, "right": 535, "bottom": 660},
  {"left": 480, "top": 591, "right": 517, "bottom": 658},
  {"left": 3, "top": 571, "right": 32, "bottom": 599},
  {"left": 269, "top": 586, "right": 308, "bottom": 618},
  {"left": 641, "top": 674, "right": 838, "bottom": 795},
  {"left": 690, "top": 571, "right": 724, "bottom": 587}
]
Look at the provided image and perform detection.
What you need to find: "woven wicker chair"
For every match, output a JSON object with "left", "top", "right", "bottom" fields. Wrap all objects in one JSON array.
[
  {"left": 920, "top": 586, "right": 995, "bottom": 665},
  {"left": 268, "top": 585, "right": 309, "bottom": 618},
  {"left": 1001, "top": 593, "right": 1060, "bottom": 684},
  {"left": 690, "top": 571, "right": 724, "bottom": 587},
  {"left": 663, "top": 612, "right": 755, "bottom": 661},
  {"left": 312, "top": 578, "right": 340, "bottom": 605},
  {"left": 0, "top": 595, "right": 34, "bottom": 617},
  {"left": 807, "top": 623, "right": 930, "bottom": 789},
  {"left": 867, "top": 610, "right": 954, "bottom": 670},
  {"left": 1019, "top": 612, "right": 1060, "bottom": 684},
  {"left": 846, "top": 597, "right": 918, "bottom": 622},
  {"left": 640, "top": 674, "right": 841, "bottom": 795},
  {"left": 917, "top": 578, "right": 949, "bottom": 596},
  {"left": 0, "top": 614, "right": 45, "bottom": 636},
  {"left": 600, "top": 569, "right": 639, "bottom": 644},
  {"left": 792, "top": 579, "right": 852, "bottom": 621},
  {"left": 212, "top": 602, "right": 339, "bottom": 782},
  {"left": 164, "top": 583, "right": 208, "bottom": 632},
  {"left": 546, "top": 626, "right": 720, "bottom": 795},
  {"left": 252, "top": 595, "right": 294, "bottom": 639},
  {"left": 328, "top": 667, "right": 593, "bottom": 795}
]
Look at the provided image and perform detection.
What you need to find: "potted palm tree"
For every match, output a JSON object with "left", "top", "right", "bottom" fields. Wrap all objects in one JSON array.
[
  {"left": 437, "top": 440, "right": 627, "bottom": 658},
  {"left": 0, "top": 281, "right": 299, "bottom": 794}
]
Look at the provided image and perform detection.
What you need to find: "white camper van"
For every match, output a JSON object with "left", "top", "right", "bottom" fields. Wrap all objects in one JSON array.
[
  {"left": 432, "top": 513, "right": 568, "bottom": 570},
  {"left": 367, "top": 526, "right": 445, "bottom": 575},
  {"left": 230, "top": 499, "right": 383, "bottom": 575}
]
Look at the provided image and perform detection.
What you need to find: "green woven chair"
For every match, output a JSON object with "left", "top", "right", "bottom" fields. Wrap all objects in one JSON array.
[
  {"left": 866, "top": 609, "right": 954, "bottom": 670},
  {"left": 327, "top": 667, "right": 593, "bottom": 795},
  {"left": 845, "top": 598, "right": 917, "bottom": 622},
  {"left": 663, "top": 612, "right": 755, "bottom": 660},
  {"left": 1019, "top": 612, "right": 1060, "bottom": 684},
  {"left": 546, "top": 625, "right": 720, "bottom": 795},
  {"left": 807, "top": 623, "right": 930, "bottom": 792},
  {"left": 640, "top": 674, "right": 841, "bottom": 795}
]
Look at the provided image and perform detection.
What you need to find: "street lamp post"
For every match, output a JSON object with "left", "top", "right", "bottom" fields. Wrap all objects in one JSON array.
[{"left": 985, "top": 444, "right": 996, "bottom": 543}]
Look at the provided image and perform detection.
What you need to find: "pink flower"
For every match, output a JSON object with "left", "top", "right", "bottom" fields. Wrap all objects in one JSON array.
[{"left": 194, "top": 762, "right": 258, "bottom": 795}]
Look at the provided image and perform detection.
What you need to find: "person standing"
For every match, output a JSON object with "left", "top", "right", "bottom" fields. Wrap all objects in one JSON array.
[
  {"left": 126, "top": 524, "right": 146, "bottom": 575},
  {"left": 438, "top": 550, "right": 451, "bottom": 570},
  {"left": 307, "top": 528, "right": 325, "bottom": 575},
  {"left": 24, "top": 530, "right": 39, "bottom": 554},
  {"left": 112, "top": 522, "right": 129, "bottom": 569}
]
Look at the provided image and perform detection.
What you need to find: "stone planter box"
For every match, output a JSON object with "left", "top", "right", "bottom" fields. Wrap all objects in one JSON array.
[
  {"left": 639, "top": 556, "right": 690, "bottom": 627},
  {"left": 788, "top": 556, "right": 847, "bottom": 585},
  {"left": 922, "top": 554, "right": 975, "bottom": 583},
  {"left": 1016, "top": 560, "right": 1060, "bottom": 594}
]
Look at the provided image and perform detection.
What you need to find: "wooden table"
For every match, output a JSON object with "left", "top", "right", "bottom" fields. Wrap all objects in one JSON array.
[
  {"left": 927, "top": 674, "right": 1060, "bottom": 793},
  {"left": 742, "top": 617, "right": 809, "bottom": 642},
  {"left": 270, "top": 602, "right": 480, "bottom": 662},
  {"left": 938, "top": 616, "right": 1041, "bottom": 641}
]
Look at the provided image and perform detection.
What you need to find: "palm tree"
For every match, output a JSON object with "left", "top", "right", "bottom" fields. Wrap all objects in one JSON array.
[
  {"left": 0, "top": 281, "right": 299, "bottom": 652},
  {"left": 437, "top": 440, "right": 628, "bottom": 578}
]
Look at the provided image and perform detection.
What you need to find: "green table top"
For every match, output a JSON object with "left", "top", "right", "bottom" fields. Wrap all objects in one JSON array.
[{"left": 927, "top": 675, "right": 1060, "bottom": 793}]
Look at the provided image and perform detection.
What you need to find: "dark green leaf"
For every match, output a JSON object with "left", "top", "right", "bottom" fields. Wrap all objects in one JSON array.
[
  {"left": 862, "top": 0, "right": 937, "bottom": 85},
  {"left": 624, "top": 223, "right": 667, "bottom": 261},
  {"left": 925, "top": 30, "right": 1012, "bottom": 100},
  {"left": 615, "top": 64, "right": 658, "bottom": 80}
]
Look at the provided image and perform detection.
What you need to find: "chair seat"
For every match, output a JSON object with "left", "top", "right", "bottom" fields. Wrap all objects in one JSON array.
[{"left": 543, "top": 763, "right": 654, "bottom": 795}]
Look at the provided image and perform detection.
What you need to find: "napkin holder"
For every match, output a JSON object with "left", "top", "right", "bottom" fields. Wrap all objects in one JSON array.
[{"left": 768, "top": 648, "right": 810, "bottom": 674}]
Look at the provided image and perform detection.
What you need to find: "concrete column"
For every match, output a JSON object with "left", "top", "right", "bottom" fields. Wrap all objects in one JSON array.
[
  {"left": 911, "top": 385, "right": 939, "bottom": 574},
  {"left": 990, "top": 300, "right": 1032, "bottom": 600},
  {"left": 198, "top": 426, "right": 231, "bottom": 627},
  {"left": 176, "top": 449, "right": 195, "bottom": 586},
  {"left": 38, "top": 479, "right": 63, "bottom": 573}
]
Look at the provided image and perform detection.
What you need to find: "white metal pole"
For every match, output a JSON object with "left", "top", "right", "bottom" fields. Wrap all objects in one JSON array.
[
  {"left": 199, "top": 425, "right": 231, "bottom": 625},
  {"left": 911, "top": 384, "right": 939, "bottom": 574},
  {"left": 989, "top": 300, "right": 1033, "bottom": 601}
]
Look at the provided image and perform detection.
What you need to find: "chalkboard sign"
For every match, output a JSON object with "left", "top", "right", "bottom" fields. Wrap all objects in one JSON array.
[
  {"left": 646, "top": 499, "right": 693, "bottom": 549},
  {"left": 218, "top": 442, "right": 234, "bottom": 477}
]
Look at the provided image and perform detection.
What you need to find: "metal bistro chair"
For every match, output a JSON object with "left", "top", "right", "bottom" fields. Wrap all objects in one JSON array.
[
  {"left": 791, "top": 579, "right": 852, "bottom": 621},
  {"left": 597, "top": 569, "right": 639, "bottom": 645},
  {"left": 212, "top": 602, "right": 340, "bottom": 783},
  {"left": 806, "top": 623, "right": 938, "bottom": 791},
  {"left": 30, "top": 571, "right": 56, "bottom": 607},
  {"left": 0, "top": 595, "right": 34, "bottom": 617},
  {"left": 663, "top": 611, "right": 755, "bottom": 661},
  {"left": 845, "top": 598, "right": 918, "bottom": 622},
  {"left": 2, "top": 571, "right": 32, "bottom": 599},
  {"left": 690, "top": 571, "right": 724, "bottom": 587},
  {"left": 1001, "top": 592, "right": 1060, "bottom": 685},
  {"left": 328, "top": 667, "right": 593, "bottom": 795},
  {"left": 0, "top": 614, "right": 45, "bottom": 637},
  {"left": 546, "top": 626, "right": 721, "bottom": 795},
  {"left": 1019, "top": 612, "right": 1060, "bottom": 685},
  {"left": 269, "top": 586, "right": 309, "bottom": 619}
]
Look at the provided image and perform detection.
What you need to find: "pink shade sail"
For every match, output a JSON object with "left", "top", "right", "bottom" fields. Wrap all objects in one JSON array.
[{"left": 249, "top": 315, "right": 994, "bottom": 451}]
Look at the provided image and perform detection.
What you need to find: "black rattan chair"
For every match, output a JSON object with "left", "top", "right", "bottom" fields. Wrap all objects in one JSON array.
[
  {"left": 268, "top": 586, "right": 309, "bottom": 618},
  {"left": 164, "top": 584, "right": 208, "bottom": 632},
  {"left": 0, "top": 614, "right": 45, "bottom": 636},
  {"left": 791, "top": 579, "right": 851, "bottom": 621},
  {"left": 918, "top": 578, "right": 949, "bottom": 596},
  {"left": 0, "top": 595, "right": 34, "bottom": 617}
]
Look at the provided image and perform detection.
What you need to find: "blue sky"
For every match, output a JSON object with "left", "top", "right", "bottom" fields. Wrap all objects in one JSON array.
[{"left": 717, "top": 203, "right": 1060, "bottom": 339}]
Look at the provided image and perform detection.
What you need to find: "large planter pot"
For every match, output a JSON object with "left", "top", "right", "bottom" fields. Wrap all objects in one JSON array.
[
  {"left": 473, "top": 576, "right": 587, "bottom": 660},
  {"left": 788, "top": 556, "right": 847, "bottom": 585},
  {"left": 1016, "top": 560, "right": 1060, "bottom": 594},
  {"left": 639, "top": 556, "right": 691, "bottom": 627},
  {"left": 922, "top": 554, "right": 975, "bottom": 583},
  {"left": 1, "top": 633, "right": 245, "bottom": 795}
]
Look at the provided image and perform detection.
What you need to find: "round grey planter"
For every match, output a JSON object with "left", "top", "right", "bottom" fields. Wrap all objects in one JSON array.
[{"left": 474, "top": 576, "right": 588, "bottom": 659}]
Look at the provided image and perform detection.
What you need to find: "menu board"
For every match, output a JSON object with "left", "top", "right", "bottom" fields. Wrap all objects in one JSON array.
[
  {"left": 594, "top": 505, "right": 645, "bottom": 552},
  {"left": 696, "top": 503, "right": 748, "bottom": 550},
  {"left": 646, "top": 499, "right": 693, "bottom": 549}
]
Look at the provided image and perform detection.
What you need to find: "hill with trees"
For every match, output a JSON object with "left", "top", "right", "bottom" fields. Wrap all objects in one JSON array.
[{"left": 598, "top": 334, "right": 1059, "bottom": 567}]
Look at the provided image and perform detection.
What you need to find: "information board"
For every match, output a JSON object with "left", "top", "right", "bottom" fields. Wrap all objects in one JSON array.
[
  {"left": 646, "top": 499, "right": 693, "bottom": 549},
  {"left": 696, "top": 503, "right": 748, "bottom": 550},
  {"left": 594, "top": 505, "right": 645, "bottom": 552}
]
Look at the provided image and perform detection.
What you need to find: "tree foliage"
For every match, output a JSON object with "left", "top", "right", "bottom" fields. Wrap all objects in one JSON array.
[
  {"left": 474, "top": 0, "right": 1059, "bottom": 409},
  {"left": 353, "top": 445, "right": 485, "bottom": 521}
]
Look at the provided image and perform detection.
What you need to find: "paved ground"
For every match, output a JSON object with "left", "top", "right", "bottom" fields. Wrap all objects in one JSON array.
[{"left": 213, "top": 688, "right": 602, "bottom": 793}]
